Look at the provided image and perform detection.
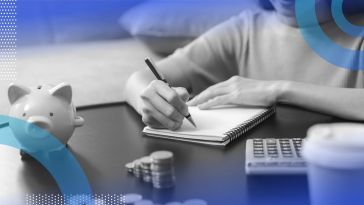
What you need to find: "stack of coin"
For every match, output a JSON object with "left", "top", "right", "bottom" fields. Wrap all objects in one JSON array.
[
  {"left": 150, "top": 151, "right": 175, "bottom": 189},
  {"left": 140, "top": 156, "right": 153, "bottom": 183},
  {"left": 133, "top": 159, "right": 143, "bottom": 178},
  {"left": 125, "top": 162, "right": 134, "bottom": 174}
]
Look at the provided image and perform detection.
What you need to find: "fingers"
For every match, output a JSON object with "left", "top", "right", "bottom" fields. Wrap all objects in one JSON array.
[
  {"left": 141, "top": 100, "right": 182, "bottom": 130},
  {"left": 188, "top": 83, "right": 229, "bottom": 106},
  {"left": 173, "top": 87, "right": 190, "bottom": 102},
  {"left": 140, "top": 80, "right": 188, "bottom": 130},
  {"left": 198, "top": 95, "right": 231, "bottom": 110},
  {"left": 148, "top": 93, "right": 185, "bottom": 122},
  {"left": 156, "top": 83, "right": 189, "bottom": 116}
]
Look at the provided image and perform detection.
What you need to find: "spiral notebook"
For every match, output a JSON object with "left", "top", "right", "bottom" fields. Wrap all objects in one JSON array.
[{"left": 143, "top": 106, "right": 276, "bottom": 146}]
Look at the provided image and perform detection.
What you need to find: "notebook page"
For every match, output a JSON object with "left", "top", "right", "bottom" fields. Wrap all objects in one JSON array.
[{"left": 144, "top": 106, "right": 268, "bottom": 141}]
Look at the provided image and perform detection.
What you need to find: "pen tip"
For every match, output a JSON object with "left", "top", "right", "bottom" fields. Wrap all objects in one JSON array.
[{"left": 188, "top": 117, "right": 197, "bottom": 128}]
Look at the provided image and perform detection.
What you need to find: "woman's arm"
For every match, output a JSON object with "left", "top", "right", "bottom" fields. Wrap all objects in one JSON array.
[
  {"left": 280, "top": 81, "right": 364, "bottom": 121},
  {"left": 124, "top": 70, "right": 155, "bottom": 114},
  {"left": 125, "top": 69, "right": 191, "bottom": 130},
  {"left": 124, "top": 15, "right": 245, "bottom": 130},
  {"left": 188, "top": 76, "right": 364, "bottom": 121}
]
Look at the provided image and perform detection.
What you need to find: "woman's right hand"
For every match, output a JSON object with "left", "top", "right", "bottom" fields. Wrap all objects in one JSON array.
[{"left": 139, "top": 80, "right": 190, "bottom": 130}]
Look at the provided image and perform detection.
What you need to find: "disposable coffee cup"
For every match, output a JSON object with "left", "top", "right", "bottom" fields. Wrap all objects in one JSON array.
[{"left": 303, "top": 123, "right": 364, "bottom": 205}]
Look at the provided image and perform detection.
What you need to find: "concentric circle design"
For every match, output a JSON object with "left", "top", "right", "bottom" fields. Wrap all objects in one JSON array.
[
  {"left": 331, "top": 0, "right": 364, "bottom": 37},
  {"left": 295, "top": 0, "right": 363, "bottom": 70}
]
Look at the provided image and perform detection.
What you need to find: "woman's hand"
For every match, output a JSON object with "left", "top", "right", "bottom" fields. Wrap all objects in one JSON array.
[
  {"left": 138, "top": 80, "right": 190, "bottom": 130},
  {"left": 188, "top": 76, "right": 285, "bottom": 109}
]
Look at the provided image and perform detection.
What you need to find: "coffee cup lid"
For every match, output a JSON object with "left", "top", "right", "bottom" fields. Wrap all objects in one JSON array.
[{"left": 303, "top": 123, "right": 364, "bottom": 169}]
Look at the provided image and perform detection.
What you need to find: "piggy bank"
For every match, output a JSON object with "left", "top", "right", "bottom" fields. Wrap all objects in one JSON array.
[{"left": 8, "top": 83, "right": 84, "bottom": 156}]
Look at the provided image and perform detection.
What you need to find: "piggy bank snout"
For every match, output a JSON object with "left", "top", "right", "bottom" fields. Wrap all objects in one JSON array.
[{"left": 26, "top": 116, "right": 52, "bottom": 138}]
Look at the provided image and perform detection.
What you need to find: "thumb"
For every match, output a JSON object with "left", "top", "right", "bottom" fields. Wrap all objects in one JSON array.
[{"left": 173, "top": 87, "right": 190, "bottom": 102}]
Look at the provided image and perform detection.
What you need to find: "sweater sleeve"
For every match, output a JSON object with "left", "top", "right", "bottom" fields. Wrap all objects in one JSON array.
[{"left": 156, "top": 13, "right": 249, "bottom": 96}]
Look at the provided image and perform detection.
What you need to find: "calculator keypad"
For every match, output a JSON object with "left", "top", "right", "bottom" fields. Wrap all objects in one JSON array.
[
  {"left": 246, "top": 138, "right": 306, "bottom": 174},
  {"left": 252, "top": 138, "right": 303, "bottom": 159}
]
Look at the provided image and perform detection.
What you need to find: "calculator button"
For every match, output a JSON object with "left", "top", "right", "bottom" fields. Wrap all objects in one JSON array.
[
  {"left": 282, "top": 152, "right": 293, "bottom": 155},
  {"left": 254, "top": 153, "right": 264, "bottom": 157},
  {"left": 266, "top": 139, "right": 276, "bottom": 144}
]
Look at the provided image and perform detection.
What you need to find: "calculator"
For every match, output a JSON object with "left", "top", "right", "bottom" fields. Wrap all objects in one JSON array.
[{"left": 245, "top": 138, "right": 307, "bottom": 175}]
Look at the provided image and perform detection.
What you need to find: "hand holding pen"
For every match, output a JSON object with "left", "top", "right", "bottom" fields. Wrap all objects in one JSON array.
[{"left": 139, "top": 57, "right": 196, "bottom": 130}]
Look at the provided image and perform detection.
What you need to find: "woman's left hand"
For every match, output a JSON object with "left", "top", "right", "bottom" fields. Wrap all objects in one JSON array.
[{"left": 187, "top": 76, "right": 286, "bottom": 109}]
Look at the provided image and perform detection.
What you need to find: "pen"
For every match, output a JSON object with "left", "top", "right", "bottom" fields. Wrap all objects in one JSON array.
[{"left": 144, "top": 57, "right": 197, "bottom": 128}]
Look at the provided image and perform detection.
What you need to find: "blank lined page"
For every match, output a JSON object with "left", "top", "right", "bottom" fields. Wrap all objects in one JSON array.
[{"left": 143, "top": 106, "right": 268, "bottom": 142}]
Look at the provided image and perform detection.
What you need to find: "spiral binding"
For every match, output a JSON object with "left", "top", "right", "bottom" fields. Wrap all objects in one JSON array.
[{"left": 224, "top": 106, "right": 276, "bottom": 143}]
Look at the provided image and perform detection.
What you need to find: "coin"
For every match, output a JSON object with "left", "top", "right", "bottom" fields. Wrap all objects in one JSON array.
[
  {"left": 123, "top": 193, "right": 143, "bottom": 204},
  {"left": 140, "top": 156, "right": 152, "bottom": 166},
  {"left": 125, "top": 162, "right": 134, "bottom": 173},
  {"left": 150, "top": 151, "right": 174, "bottom": 163},
  {"left": 133, "top": 159, "right": 143, "bottom": 178}
]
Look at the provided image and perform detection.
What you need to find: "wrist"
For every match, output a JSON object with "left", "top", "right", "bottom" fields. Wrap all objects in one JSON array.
[{"left": 272, "top": 80, "right": 292, "bottom": 103}]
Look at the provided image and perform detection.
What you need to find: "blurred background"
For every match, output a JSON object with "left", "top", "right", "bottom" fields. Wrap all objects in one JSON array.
[
  {"left": 2, "top": 0, "right": 362, "bottom": 115},
  {"left": 17, "top": 0, "right": 258, "bottom": 52},
  {"left": 0, "top": 0, "right": 259, "bottom": 115}
]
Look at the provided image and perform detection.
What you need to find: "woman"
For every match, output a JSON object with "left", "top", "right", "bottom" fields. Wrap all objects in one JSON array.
[{"left": 125, "top": 0, "right": 364, "bottom": 130}]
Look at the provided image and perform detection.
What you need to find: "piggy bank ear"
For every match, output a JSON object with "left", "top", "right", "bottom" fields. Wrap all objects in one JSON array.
[
  {"left": 8, "top": 83, "right": 31, "bottom": 104},
  {"left": 50, "top": 83, "right": 72, "bottom": 104}
]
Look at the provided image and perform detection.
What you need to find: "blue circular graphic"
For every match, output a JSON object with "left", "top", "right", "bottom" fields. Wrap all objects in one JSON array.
[
  {"left": 0, "top": 115, "right": 93, "bottom": 203},
  {"left": 295, "top": 0, "right": 363, "bottom": 70},
  {"left": 331, "top": 0, "right": 364, "bottom": 37}
]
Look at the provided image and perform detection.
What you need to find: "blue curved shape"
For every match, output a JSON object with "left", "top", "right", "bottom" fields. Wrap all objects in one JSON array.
[
  {"left": 332, "top": 0, "right": 364, "bottom": 37},
  {"left": 295, "top": 0, "right": 364, "bottom": 70},
  {"left": 0, "top": 115, "right": 93, "bottom": 199}
]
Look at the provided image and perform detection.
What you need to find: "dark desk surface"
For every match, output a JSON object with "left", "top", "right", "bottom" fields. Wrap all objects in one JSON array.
[{"left": 0, "top": 103, "right": 342, "bottom": 205}]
